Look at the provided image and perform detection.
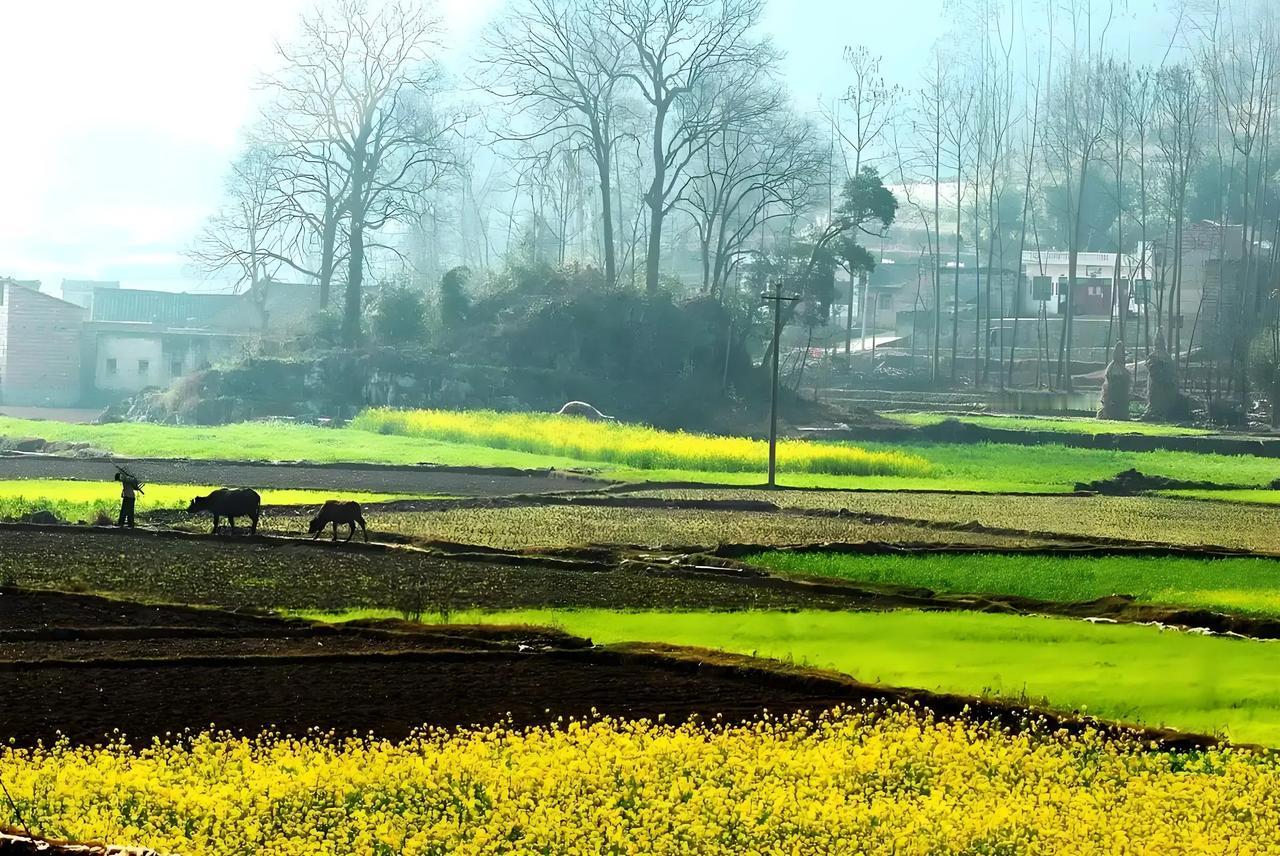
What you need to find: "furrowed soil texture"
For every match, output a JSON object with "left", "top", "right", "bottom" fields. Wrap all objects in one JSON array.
[
  {"left": 630, "top": 488, "right": 1280, "bottom": 552},
  {"left": 0, "top": 527, "right": 905, "bottom": 611},
  {"left": 5, "top": 709, "right": 1280, "bottom": 855},
  {"left": 352, "top": 505, "right": 1056, "bottom": 550}
]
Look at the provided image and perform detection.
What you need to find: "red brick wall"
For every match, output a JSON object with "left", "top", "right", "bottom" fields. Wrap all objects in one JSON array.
[{"left": 0, "top": 284, "right": 86, "bottom": 406}]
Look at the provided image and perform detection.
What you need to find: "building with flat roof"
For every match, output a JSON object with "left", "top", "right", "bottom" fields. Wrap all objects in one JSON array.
[{"left": 0, "top": 279, "right": 86, "bottom": 406}]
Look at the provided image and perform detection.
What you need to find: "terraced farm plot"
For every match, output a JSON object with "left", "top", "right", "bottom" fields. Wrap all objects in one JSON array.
[
  {"left": 0, "top": 527, "right": 879, "bottom": 612},
  {"left": 6, "top": 412, "right": 1279, "bottom": 493},
  {"left": 353, "top": 407, "right": 931, "bottom": 476},
  {"left": 436, "top": 608, "right": 1280, "bottom": 745},
  {"left": 629, "top": 488, "right": 1280, "bottom": 552},
  {"left": 357, "top": 505, "right": 1057, "bottom": 550},
  {"left": 745, "top": 551, "right": 1280, "bottom": 618}
]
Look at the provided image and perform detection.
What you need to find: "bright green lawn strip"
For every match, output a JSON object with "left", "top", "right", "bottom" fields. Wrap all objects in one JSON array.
[
  {"left": 885, "top": 412, "right": 1213, "bottom": 437},
  {"left": 745, "top": 551, "right": 1280, "bottom": 618},
  {"left": 853, "top": 441, "right": 1280, "bottom": 489},
  {"left": 0, "top": 478, "right": 427, "bottom": 522},
  {"left": 298, "top": 608, "right": 1280, "bottom": 745},
  {"left": 0, "top": 416, "right": 589, "bottom": 470},
  {"left": 3, "top": 415, "right": 1278, "bottom": 491}
]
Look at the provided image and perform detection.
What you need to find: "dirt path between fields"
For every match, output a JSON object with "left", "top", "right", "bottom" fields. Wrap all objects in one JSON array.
[{"left": 0, "top": 454, "right": 609, "bottom": 495}]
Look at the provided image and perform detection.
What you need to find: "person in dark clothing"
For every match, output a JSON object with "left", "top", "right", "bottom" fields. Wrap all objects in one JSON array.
[{"left": 114, "top": 470, "right": 143, "bottom": 527}]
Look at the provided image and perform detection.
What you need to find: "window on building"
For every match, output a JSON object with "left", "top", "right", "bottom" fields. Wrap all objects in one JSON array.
[
  {"left": 138, "top": 359, "right": 149, "bottom": 375},
  {"left": 105, "top": 358, "right": 117, "bottom": 375},
  {"left": 170, "top": 359, "right": 183, "bottom": 377}
]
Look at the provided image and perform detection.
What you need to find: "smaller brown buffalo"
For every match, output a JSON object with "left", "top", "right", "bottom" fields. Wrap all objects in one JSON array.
[
  {"left": 309, "top": 500, "right": 368, "bottom": 542},
  {"left": 187, "top": 488, "right": 261, "bottom": 534}
]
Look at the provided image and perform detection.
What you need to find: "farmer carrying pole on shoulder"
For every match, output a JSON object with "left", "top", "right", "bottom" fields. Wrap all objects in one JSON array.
[{"left": 113, "top": 465, "right": 144, "bottom": 528}]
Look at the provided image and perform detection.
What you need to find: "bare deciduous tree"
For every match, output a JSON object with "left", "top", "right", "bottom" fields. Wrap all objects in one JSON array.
[
  {"left": 679, "top": 82, "right": 825, "bottom": 297},
  {"left": 479, "top": 0, "right": 630, "bottom": 286},
  {"left": 190, "top": 143, "right": 289, "bottom": 329},
  {"left": 266, "top": 0, "right": 455, "bottom": 345},
  {"left": 607, "top": 0, "right": 774, "bottom": 293}
]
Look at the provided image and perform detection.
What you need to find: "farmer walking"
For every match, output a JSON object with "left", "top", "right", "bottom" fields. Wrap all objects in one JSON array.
[{"left": 114, "top": 467, "right": 144, "bottom": 528}]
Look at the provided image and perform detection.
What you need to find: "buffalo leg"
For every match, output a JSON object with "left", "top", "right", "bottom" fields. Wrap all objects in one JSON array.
[
  {"left": 250, "top": 514, "right": 258, "bottom": 535},
  {"left": 211, "top": 515, "right": 220, "bottom": 535},
  {"left": 332, "top": 522, "right": 338, "bottom": 542},
  {"left": 358, "top": 516, "right": 369, "bottom": 542}
]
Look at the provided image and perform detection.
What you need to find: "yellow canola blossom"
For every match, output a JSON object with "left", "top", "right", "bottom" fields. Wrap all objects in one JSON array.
[
  {"left": 3, "top": 709, "right": 1280, "bottom": 855},
  {"left": 350, "top": 407, "right": 931, "bottom": 477}
]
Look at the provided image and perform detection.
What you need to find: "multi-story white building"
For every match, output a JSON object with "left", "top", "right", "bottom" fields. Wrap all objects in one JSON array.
[{"left": 1017, "top": 248, "right": 1154, "bottom": 317}]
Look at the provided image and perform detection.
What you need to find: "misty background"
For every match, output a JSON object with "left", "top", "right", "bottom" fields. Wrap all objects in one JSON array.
[{"left": 2, "top": 0, "right": 1175, "bottom": 291}]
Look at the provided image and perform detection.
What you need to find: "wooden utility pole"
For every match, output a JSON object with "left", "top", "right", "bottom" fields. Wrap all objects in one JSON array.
[{"left": 762, "top": 280, "right": 800, "bottom": 487}]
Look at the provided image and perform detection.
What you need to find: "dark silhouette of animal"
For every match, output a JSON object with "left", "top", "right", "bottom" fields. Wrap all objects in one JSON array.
[
  {"left": 309, "top": 500, "right": 368, "bottom": 543},
  {"left": 187, "top": 488, "right": 261, "bottom": 534},
  {"left": 556, "top": 401, "right": 615, "bottom": 422}
]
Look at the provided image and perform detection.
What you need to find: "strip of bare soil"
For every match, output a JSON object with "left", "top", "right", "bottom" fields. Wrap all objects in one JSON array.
[
  {"left": 0, "top": 454, "right": 608, "bottom": 496},
  {"left": 0, "top": 526, "right": 871, "bottom": 612},
  {"left": 0, "top": 592, "right": 1231, "bottom": 751}
]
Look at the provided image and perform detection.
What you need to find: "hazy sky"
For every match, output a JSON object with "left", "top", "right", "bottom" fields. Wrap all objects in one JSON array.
[{"left": 3, "top": 0, "right": 1170, "bottom": 295}]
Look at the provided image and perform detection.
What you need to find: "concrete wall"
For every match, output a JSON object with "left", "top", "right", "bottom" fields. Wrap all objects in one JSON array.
[
  {"left": 0, "top": 283, "right": 86, "bottom": 406},
  {"left": 91, "top": 331, "right": 242, "bottom": 394}
]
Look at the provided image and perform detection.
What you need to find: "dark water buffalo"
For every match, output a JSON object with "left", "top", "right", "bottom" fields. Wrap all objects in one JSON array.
[
  {"left": 308, "top": 500, "right": 368, "bottom": 543},
  {"left": 187, "top": 488, "right": 261, "bottom": 534}
]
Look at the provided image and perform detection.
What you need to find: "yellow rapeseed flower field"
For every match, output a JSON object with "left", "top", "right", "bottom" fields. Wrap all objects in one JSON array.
[
  {"left": 351, "top": 408, "right": 931, "bottom": 477},
  {"left": 4, "top": 709, "right": 1279, "bottom": 855}
]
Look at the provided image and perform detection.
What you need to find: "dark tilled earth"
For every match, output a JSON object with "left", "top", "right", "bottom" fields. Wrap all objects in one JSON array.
[
  {"left": 0, "top": 455, "right": 609, "bottom": 496},
  {"left": 0, "top": 527, "right": 866, "bottom": 612},
  {"left": 0, "top": 590, "right": 855, "bottom": 746},
  {"left": 0, "top": 652, "right": 861, "bottom": 745}
]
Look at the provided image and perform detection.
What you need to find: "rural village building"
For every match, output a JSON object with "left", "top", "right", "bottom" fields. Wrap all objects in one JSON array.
[
  {"left": 0, "top": 279, "right": 318, "bottom": 406},
  {"left": 0, "top": 278, "right": 87, "bottom": 407}
]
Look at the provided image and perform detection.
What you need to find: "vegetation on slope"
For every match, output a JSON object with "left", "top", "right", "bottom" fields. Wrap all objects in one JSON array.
[{"left": 351, "top": 408, "right": 932, "bottom": 477}]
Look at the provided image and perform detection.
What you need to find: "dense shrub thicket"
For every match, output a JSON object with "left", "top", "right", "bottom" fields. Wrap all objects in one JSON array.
[{"left": 137, "top": 262, "right": 763, "bottom": 428}]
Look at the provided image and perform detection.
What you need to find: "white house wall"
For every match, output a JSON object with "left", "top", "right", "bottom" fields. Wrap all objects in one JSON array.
[{"left": 93, "top": 333, "right": 240, "bottom": 394}]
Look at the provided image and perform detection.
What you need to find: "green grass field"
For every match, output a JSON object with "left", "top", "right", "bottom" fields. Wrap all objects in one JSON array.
[
  {"left": 2, "top": 413, "right": 1277, "bottom": 492},
  {"left": 303, "top": 608, "right": 1280, "bottom": 745},
  {"left": 0, "top": 479, "right": 423, "bottom": 522},
  {"left": 884, "top": 412, "right": 1214, "bottom": 436},
  {"left": 745, "top": 551, "right": 1280, "bottom": 617}
]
